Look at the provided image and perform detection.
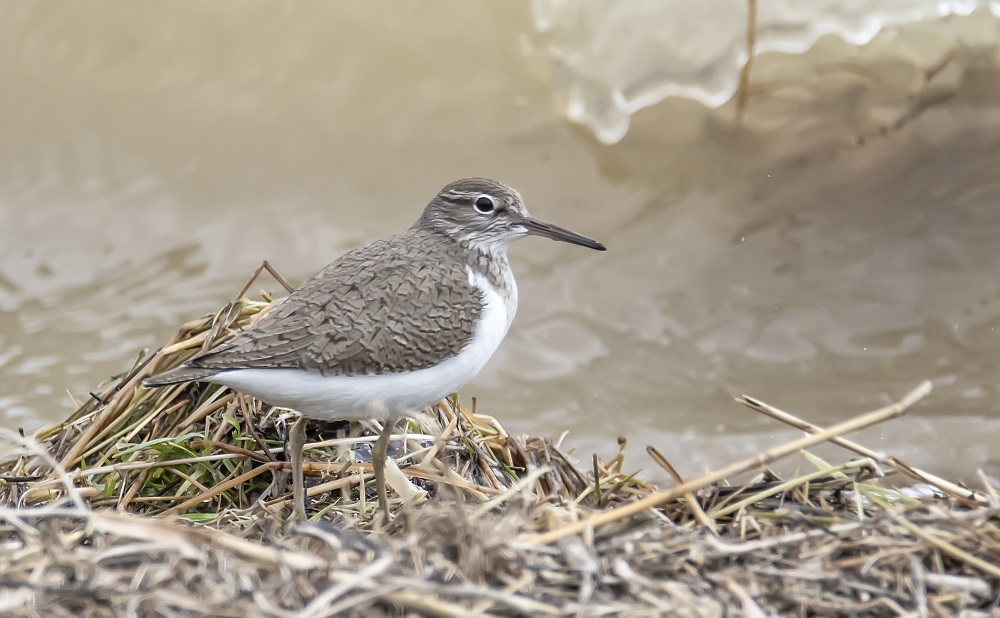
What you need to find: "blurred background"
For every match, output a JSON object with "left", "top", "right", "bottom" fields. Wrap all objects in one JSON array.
[{"left": 2, "top": 1, "right": 1000, "bottom": 483}]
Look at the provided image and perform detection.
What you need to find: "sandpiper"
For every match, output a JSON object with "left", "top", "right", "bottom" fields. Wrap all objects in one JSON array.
[{"left": 144, "top": 177, "right": 606, "bottom": 520}]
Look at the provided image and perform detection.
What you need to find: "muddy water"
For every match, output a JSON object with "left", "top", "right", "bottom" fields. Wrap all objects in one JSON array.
[{"left": 2, "top": 2, "right": 1000, "bottom": 484}]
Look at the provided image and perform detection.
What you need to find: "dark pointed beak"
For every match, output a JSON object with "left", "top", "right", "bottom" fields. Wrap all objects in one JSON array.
[{"left": 520, "top": 216, "right": 606, "bottom": 251}]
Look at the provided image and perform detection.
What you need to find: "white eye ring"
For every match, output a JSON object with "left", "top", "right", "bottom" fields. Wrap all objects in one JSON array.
[{"left": 473, "top": 195, "right": 496, "bottom": 214}]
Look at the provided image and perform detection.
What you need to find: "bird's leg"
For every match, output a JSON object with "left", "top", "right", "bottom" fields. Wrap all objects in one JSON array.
[
  {"left": 288, "top": 415, "right": 307, "bottom": 521},
  {"left": 372, "top": 417, "right": 398, "bottom": 523}
]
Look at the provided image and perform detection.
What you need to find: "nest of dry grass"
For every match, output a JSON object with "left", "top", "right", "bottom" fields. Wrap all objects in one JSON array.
[{"left": 1, "top": 266, "right": 998, "bottom": 616}]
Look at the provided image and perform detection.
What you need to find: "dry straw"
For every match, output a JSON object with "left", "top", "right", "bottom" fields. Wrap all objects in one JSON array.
[{"left": 0, "top": 265, "right": 997, "bottom": 616}]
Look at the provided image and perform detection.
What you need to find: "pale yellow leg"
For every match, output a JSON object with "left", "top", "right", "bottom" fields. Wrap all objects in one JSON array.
[
  {"left": 288, "top": 416, "right": 307, "bottom": 521},
  {"left": 372, "top": 418, "right": 398, "bottom": 523}
]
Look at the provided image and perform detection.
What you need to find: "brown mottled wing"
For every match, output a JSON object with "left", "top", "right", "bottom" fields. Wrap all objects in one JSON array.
[{"left": 187, "top": 231, "right": 482, "bottom": 376}]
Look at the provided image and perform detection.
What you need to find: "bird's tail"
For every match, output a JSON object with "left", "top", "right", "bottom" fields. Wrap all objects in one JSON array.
[{"left": 144, "top": 366, "right": 219, "bottom": 388}]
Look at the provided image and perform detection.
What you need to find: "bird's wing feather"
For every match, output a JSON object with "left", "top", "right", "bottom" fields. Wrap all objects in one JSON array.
[{"left": 187, "top": 232, "right": 483, "bottom": 377}]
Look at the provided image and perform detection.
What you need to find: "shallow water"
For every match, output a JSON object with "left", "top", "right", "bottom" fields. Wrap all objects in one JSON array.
[{"left": 3, "top": 2, "right": 1000, "bottom": 484}]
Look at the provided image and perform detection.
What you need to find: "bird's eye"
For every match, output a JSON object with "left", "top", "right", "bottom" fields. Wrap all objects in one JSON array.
[{"left": 474, "top": 195, "right": 496, "bottom": 214}]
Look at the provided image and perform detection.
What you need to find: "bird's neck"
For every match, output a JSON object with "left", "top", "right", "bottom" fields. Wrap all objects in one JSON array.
[
  {"left": 458, "top": 239, "right": 516, "bottom": 303},
  {"left": 414, "top": 225, "right": 517, "bottom": 302}
]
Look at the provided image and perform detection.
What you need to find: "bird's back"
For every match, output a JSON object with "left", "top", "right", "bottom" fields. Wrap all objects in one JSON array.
[{"left": 148, "top": 227, "right": 487, "bottom": 385}]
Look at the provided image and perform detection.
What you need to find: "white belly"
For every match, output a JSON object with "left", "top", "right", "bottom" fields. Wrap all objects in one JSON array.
[{"left": 209, "top": 268, "right": 516, "bottom": 421}]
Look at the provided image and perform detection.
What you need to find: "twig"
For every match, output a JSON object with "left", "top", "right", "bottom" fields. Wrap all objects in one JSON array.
[
  {"left": 234, "top": 259, "right": 295, "bottom": 300},
  {"left": 647, "top": 446, "right": 717, "bottom": 535},
  {"left": 528, "top": 381, "right": 931, "bottom": 544},
  {"left": 705, "top": 458, "right": 873, "bottom": 520},
  {"left": 892, "top": 512, "right": 1000, "bottom": 579},
  {"left": 736, "top": 390, "right": 983, "bottom": 503},
  {"left": 734, "top": 0, "right": 757, "bottom": 121},
  {"left": 160, "top": 462, "right": 282, "bottom": 517}
]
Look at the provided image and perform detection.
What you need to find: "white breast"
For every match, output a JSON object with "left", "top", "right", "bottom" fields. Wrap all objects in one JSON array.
[{"left": 209, "top": 267, "right": 516, "bottom": 422}]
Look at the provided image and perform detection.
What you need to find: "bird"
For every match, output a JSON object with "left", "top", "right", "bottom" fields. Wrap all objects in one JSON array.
[{"left": 144, "top": 177, "right": 606, "bottom": 521}]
